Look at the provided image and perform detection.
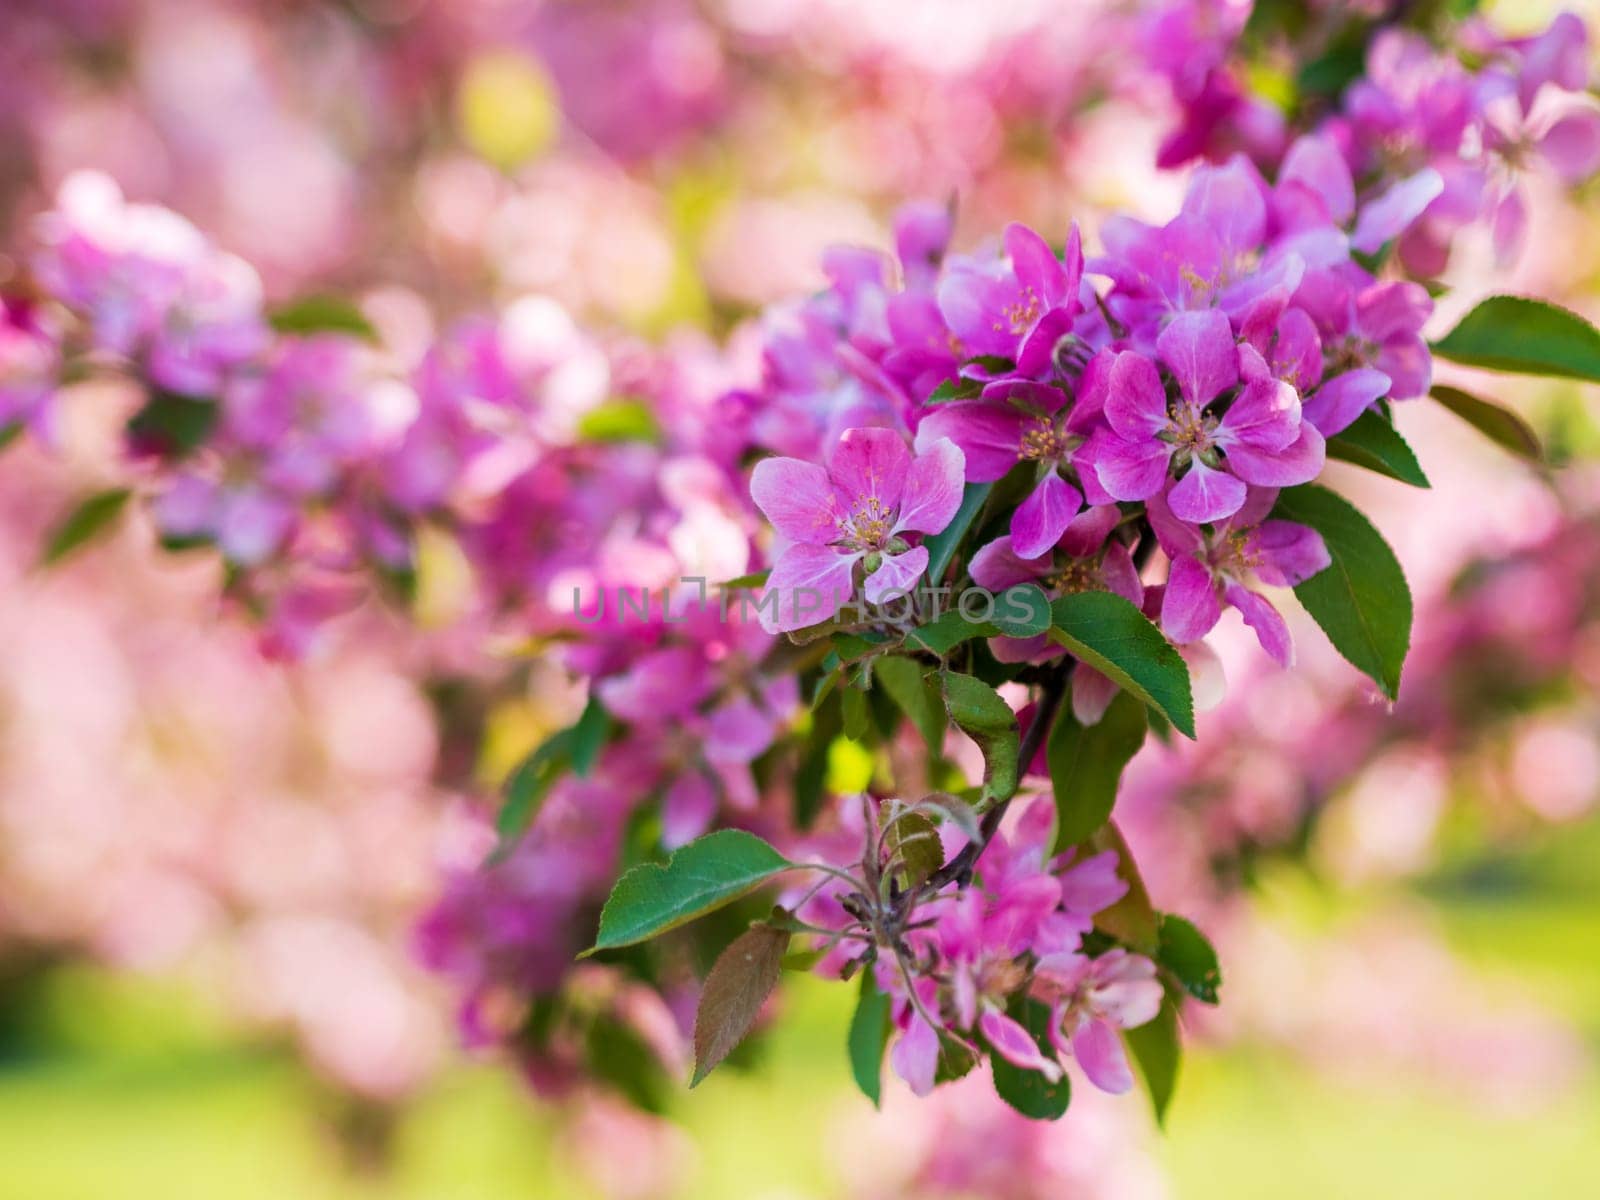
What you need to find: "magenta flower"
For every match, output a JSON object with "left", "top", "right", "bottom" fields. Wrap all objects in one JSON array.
[
  {"left": 751, "top": 427, "right": 965, "bottom": 633},
  {"left": 936, "top": 223, "right": 1083, "bottom": 377},
  {"left": 1149, "top": 487, "right": 1331, "bottom": 666},
  {"left": 1092, "top": 309, "right": 1325, "bottom": 524},
  {"left": 915, "top": 376, "right": 1105, "bottom": 558},
  {"left": 1032, "top": 948, "right": 1164, "bottom": 1094}
]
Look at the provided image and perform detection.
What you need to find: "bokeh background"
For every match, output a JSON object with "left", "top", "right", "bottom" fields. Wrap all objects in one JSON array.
[{"left": 2, "top": 1, "right": 1599, "bottom": 1197}]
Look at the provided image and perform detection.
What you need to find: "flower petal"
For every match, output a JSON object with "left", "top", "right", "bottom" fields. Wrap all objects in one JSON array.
[
  {"left": 1011, "top": 471, "right": 1083, "bottom": 559},
  {"left": 915, "top": 403, "right": 1024, "bottom": 482},
  {"left": 864, "top": 546, "right": 928, "bottom": 605},
  {"left": 1157, "top": 308, "right": 1238, "bottom": 407},
  {"left": 1072, "top": 1017, "right": 1135, "bottom": 1094},
  {"left": 1225, "top": 582, "right": 1294, "bottom": 666},
  {"left": 760, "top": 544, "right": 859, "bottom": 634},
  {"left": 829, "top": 426, "right": 912, "bottom": 512},
  {"left": 894, "top": 437, "right": 966, "bottom": 535},
  {"left": 980, "top": 1010, "right": 1063, "bottom": 1082},
  {"left": 750, "top": 456, "right": 842, "bottom": 545},
  {"left": 1105, "top": 351, "right": 1169, "bottom": 441},
  {"left": 970, "top": 535, "right": 1050, "bottom": 592},
  {"left": 1167, "top": 460, "right": 1248, "bottom": 524},
  {"left": 1162, "top": 553, "right": 1222, "bottom": 644},
  {"left": 1302, "top": 369, "right": 1390, "bottom": 437}
]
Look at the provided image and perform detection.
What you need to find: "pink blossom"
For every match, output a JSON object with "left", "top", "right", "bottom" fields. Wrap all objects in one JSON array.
[{"left": 751, "top": 427, "right": 965, "bottom": 633}]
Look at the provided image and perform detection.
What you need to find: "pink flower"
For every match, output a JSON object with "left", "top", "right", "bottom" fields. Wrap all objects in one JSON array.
[
  {"left": 915, "top": 373, "right": 1105, "bottom": 558},
  {"left": 1150, "top": 487, "right": 1330, "bottom": 666},
  {"left": 1093, "top": 309, "right": 1325, "bottom": 524},
  {"left": 935, "top": 223, "right": 1084, "bottom": 377},
  {"left": 750, "top": 427, "right": 965, "bottom": 633},
  {"left": 1032, "top": 948, "right": 1164, "bottom": 1094}
]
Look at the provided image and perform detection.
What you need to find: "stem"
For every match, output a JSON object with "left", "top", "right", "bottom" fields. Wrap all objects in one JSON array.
[{"left": 915, "top": 516, "right": 1159, "bottom": 898}]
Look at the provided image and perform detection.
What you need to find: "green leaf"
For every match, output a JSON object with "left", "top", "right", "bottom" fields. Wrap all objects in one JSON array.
[
  {"left": 570, "top": 695, "right": 612, "bottom": 777},
  {"left": 926, "top": 376, "right": 985, "bottom": 404},
  {"left": 904, "top": 606, "right": 1001, "bottom": 656},
  {"left": 1046, "top": 691, "right": 1147, "bottom": 854},
  {"left": 492, "top": 729, "right": 576, "bottom": 858},
  {"left": 1047, "top": 592, "right": 1195, "bottom": 738},
  {"left": 847, "top": 972, "right": 892, "bottom": 1107},
  {"left": 1431, "top": 385, "right": 1542, "bottom": 463},
  {"left": 42, "top": 488, "right": 132, "bottom": 566},
  {"left": 885, "top": 810, "right": 944, "bottom": 887},
  {"left": 967, "top": 354, "right": 1016, "bottom": 374},
  {"left": 873, "top": 656, "right": 945, "bottom": 752},
  {"left": 691, "top": 924, "right": 790, "bottom": 1086},
  {"left": 717, "top": 569, "right": 771, "bottom": 590},
  {"left": 991, "top": 583, "right": 1053, "bottom": 637},
  {"left": 1125, "top": 996, "right": 1181, "bottom": 1127},
  {"left": 941, "top": 672, "right": 1020, "bottom": 805},
  {"left": 840, "top": 681, "right": 871, "bottom": 742},
  {"left": 588, "top": 830, "right": 794, "bottom": 953},
  {"left": 1431, "top": 294, "right": 1600, "bottom": 381},
  {"left": 267, "top": 294, "right": 379, "bottom": 342},
  {"left": 988, "top": 997, "right": 1071, "bottom": 1121},
  {"left": 577, "top": 399, "right": 661, "bottom": 444},
  {"left": 921, "top": 482, "right": 991, "bottom": 586},
  {"left": 1326, "top": 410, "right": 1430, "bottom": 487},
  {"left": 1083, "top": 821, "right": 1159, "bottom": 955},
  {"left": 1157, "top": 914, "right": 1222, "bottom": 1005},
  {"left": 127, "top": 390, "right": 218, "bottom": 457},
  {"left": 1273, "top": 484, "right": 1411, "bottom": 700}
]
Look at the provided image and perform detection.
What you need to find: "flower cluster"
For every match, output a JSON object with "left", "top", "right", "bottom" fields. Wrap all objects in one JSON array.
[
  {"left": 795, "top": 798, "right": 1162, "bottom": 1098},
  {"left": 3, "top": 0, "right": 1598, "bottom": 1137}
]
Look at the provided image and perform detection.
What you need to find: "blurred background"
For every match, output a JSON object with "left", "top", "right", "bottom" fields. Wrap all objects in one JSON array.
[{"left": 1, "top": 0, "right": 1599, "bottom": 1197}]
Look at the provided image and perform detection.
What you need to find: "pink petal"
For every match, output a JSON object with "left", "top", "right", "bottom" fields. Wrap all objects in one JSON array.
[
  {"left": 1070, "top": 666, "right": 1119, "bottom": 725},
  {"left": 1072, "top": 1017, "right": 1135, "bottom": 1094},
  {"left": 704, "top": 697, "right": 778, "bottom": 763},
  {"left": 662, "top": 770, "right": 718, "bottom": 849},
  {"left": 1302, "top": 369, "right": 1390, "bottom": 437},
  {"left": 1252, "top": 520, "right": 1330, "bottom": 586},
  {"left": 750, "top": 456, "right": 841, "bottom": 546},
  {"left": 970, "top": 535, "right": 1050, "bottom": 592},
  {"left": 864, "top": 546, "right": 928, "bottom": 604},
  {"left": 598, "top": 648, "right": 712, "bottom": 721},
  {"left": 1224, "top": 581, "right": 1294, "bottom": 666},
  {"left": 914, "top": 403, "right": 1024, "bottom": 482},
  {"left": 1167, "top": 461, "right": 1248, "bottom": 524},
  {"left": 1539, "top": 109, "right": 1600, "bottom": 185},
  {"left": 1098, "top": 540, "right": 1145, "bottom": 607},
  {"left": 1005, "top": 222, "right": 1069, "bottom": 307},
  {"left": 1144, "top": 487, "right": 1204, "bottom": 557},
  {"left": 1352, "top": 168, "right": 1444, "bottom": 254},
  {"left": 890, "top": 1010, "right": 941, "bottom": 1097},
  {"left": 894, "top": 437, "right": 966, "bottom": 535},
  {"left": 829, "top": 426, "right": 912, "bottom": 512},
  {"left": 1011, "top": 472, "right": 1083, "bottom": 559},
  {"left": 980, "top": 1010, "right": 1063, "bottom": 1082},
  {"left": 1092, "top": 431, "right": 1172, "bottom": 503},
  {"left": 1218, "top": 375, "right": 1300, "bottom": 452},
  {"left": 1224, "top": 422, "right": 1325, "bottom": 488},
  {"left": 1279, "top": 133, "right": 1355, "bottom": 224},
  {"left": 1058, "top": 850, "right": 1128, "bottom": 915},
  {"left": 1104, "top": 351, "right": 1169, "bottom": 441},
  {"left": 1162, "top": 553, "right": 1222, "bottom": 644},
  {"left": 760, "top": 544, "right": 859, "bottom": 634},
  {"left": 1492, "top": 187, "right": 1528, "bottom": 267},
  {"left": 1156, "top": 309, "right": 1238, "bottom": 407},
  {"left": 1058, "top": 503, "right": 1121, "bottom": 558}
]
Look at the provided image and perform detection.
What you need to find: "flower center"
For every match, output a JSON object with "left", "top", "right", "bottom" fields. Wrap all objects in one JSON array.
[
  {"left": 1018, "top": 418, "right": 1067, "bottom": 463},
  {"left": 1046, "top": 560, "right": 1099, "bottom": 593},
  {"left": 1167, "top": 402, "right": 1217, "bottom": 455},
  {"left": 1211, "top": 529, "right": 1262, "bottom": 576},
  {"left": 998, "top": 286, "right": 1042, "bottom": 336},
  {"left": 839, "top": 497, "right": 896, "bottom": 551}
]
